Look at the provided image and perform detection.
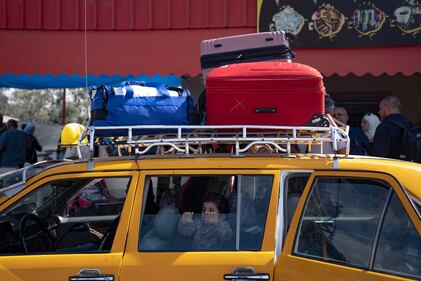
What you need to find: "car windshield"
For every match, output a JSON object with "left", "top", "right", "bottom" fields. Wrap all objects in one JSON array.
[{"left": 0, "top": 160, "right": 69, "bottom": 199}]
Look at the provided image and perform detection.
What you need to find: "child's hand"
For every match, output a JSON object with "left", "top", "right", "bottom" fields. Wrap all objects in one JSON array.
[{"left": 181, "top": 212, "right": 194, "bottom": 224}]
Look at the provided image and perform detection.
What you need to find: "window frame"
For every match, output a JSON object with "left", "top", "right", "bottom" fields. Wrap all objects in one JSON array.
[
  {"left": 409, "top": 194, "right": 421, "bottom": 218},
  {"left": 372, "top": 192, "right": 421, "bottom": 280},
  {"left": 0, "top": 170, "right": 139, "bottom": 255},
  {"left": 136, "top": 169, "right": 280, "bottom": 253},
  {"left": 292, "top": 175, "right": 392, "bottom": 269},
  {"left": 277, "top": 170, "right": 312, "bottom": 259},
  {"left": 288, "top": 171, "right": 421, "bottom": 279},
  {"left": 3, "top": 176, "right": 132, "bottom": 219},
  {"left": 62, "top": 177, "right": 131, "bottom": 219}
]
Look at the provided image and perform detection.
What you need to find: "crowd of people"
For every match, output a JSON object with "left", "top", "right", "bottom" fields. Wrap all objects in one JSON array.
[
  {"left": 0, "top": 113, "right": 43, "bottom": 174},
  {"left": 329, "top": 95, "right": 413, "bottom": 159},
  {"left": 0, "top": 95, "right": 415, "bottom": 175}
]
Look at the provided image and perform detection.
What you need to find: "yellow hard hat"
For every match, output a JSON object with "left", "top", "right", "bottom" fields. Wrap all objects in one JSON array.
[{"left": 60, "top": 123, "right": 88, "bottom": 145}]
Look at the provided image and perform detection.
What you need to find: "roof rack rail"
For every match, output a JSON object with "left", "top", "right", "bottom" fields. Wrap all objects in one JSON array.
[{"left": 76, "top": 125, "right": 350, "bottom": 159}]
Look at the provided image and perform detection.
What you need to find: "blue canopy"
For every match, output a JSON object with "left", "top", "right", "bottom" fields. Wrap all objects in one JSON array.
[{"left": 0, "top": 73, "right": 181, "bottom": 89}]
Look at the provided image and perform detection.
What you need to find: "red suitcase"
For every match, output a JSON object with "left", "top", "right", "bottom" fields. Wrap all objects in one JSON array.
[{"left": 205, "top": 62, "right": 325, "bottom": 126}]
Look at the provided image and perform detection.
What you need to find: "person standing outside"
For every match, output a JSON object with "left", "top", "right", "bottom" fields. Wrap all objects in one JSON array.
[
  {"left": 0, "top": 113, "right": 6, "bottom": 136},
  {"left": 332, "top": 106, "right": 368, "bottom": 155},
  {"left": 325, "top": 96, "right": 335, "bottom": 115},
  {"left": 361, "top": 113, "right": 381, "bottom": 143},
  {"left": 0, "top": 119, "right": 31, "bottom": 169},
  {"left": 370, "top": 96, "right": 412, "bottom": 159},
  {"left": 24, "top": 122, "right": 43, "bottom": 164},
  {"left": 0, "top": 113, "right": 7, "bottom": 165}
]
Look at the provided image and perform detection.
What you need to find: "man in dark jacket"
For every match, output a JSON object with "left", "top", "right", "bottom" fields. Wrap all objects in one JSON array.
[
  {"left": 23, "top": 122, "right": 43, "bottom": 164},
  {"left": 370, "top": 96, "right": 412, "bottom": 159},
  {"left": 0, "top": 119, "right": 31, "bottom": 169}
]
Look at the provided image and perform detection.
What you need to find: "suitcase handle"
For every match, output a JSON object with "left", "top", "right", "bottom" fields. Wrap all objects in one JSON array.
[{"left": 255, "top": 108, "right": 277, "bottom": 113}]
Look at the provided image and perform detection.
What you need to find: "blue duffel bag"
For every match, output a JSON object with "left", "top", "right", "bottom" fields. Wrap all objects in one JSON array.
[{"left": 89, "top": 81, "right": 194, "bottom": 136}]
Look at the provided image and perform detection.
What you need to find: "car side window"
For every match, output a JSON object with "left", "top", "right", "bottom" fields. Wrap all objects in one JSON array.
[
  {"left": 293, "top": 177, "right": 389, "bottom": 268},
  {"left": 286, "top": 173, "right": 310, "bottom": 228},
  {"left": 0, "top": 177, "right": 131, "bottom": 255},
  {"left": 374, "top": 193, "right": 421, "bottom": 279},
  {"left": 138, "top": 175, "right": 273, "bottom": 252},
  {"left": 65, "top": 178, "right": 127, "bottom": 217}
]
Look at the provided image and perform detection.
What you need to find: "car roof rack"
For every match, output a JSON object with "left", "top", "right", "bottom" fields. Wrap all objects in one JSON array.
[{"left": 76, "top": 125, "right": 350, "bottom": 159}]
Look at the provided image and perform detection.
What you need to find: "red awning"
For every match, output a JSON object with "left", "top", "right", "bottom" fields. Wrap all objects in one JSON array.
[
  {"left": 294, "top": 46, "right": 421, "bottom": 77},
  {"left": 2, "top": 29, "right": 421, "bottom": 79},
  {"left": 1, "top": 28, "right": 255, "bottom": 77}
]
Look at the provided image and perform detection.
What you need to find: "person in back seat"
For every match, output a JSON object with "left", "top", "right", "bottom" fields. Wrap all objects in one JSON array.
[
  {"left": 228, "top": 179, "right": 258, "bottom": 232},
  {"left": 178, "top": 193, "right": 232, "bottom": 250},
  {"left": 139, "top": 205, "right": 180, "bottom": 251},
  {"left": 179, "top": 176, "right": 231, "bottom": 213}
]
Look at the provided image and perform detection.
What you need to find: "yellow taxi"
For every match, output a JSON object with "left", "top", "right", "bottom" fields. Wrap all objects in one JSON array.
[{"left": 0, "top": 125, "right": 419, "bottom": 281}]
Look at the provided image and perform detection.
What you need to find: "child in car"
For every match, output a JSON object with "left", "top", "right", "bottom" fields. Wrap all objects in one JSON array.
[{"left": 178, "top": 193, "right": 233, "bottom": 250}]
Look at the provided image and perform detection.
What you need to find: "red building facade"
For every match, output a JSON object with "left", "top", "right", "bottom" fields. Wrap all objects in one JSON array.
[{"left": 1, "top": 0, "right": 420, "bottom": 123}]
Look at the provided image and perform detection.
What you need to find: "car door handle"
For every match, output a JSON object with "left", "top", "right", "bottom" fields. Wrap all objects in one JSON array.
[
  {"left": 224, "top": 274, "right": 270, "bottom": 280},
  {"left": 224, "top": 266, "right": 270, "bottom": 280},
  {"left": 69, "top": 268, "right": 114, "bottom": 281}
]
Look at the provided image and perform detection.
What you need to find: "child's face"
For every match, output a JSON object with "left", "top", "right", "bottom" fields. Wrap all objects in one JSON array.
[{"left": 202, "top": 201, "right": 220, "bottom": 225}]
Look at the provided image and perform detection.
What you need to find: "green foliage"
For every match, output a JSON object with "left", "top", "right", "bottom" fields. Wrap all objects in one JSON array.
[
  {"left": 0, "top": 88, "right": 90, "bottom": 125},
  {"left": 64, "top": 89, "right": 90, "bottom": 125}
]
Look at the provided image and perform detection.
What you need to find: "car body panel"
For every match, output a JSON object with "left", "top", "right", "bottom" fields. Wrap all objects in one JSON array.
[
  {"left": 339, "top": 158, "right": 421, "bottom": 199},
  {"left": 0, "top": 254, "right": 123, "bottom": 281},
  {"left": 276, "top": 171, "right": 420, "bottom": 281},
  {"left": 119, "top": 169, "right": 280, "bottom": 281},
  {"left": 0, "top": 169, "right": 140, "bottom": 281},
  {"left": 0, "top": 155, "right": 419, "bottom": 281}
]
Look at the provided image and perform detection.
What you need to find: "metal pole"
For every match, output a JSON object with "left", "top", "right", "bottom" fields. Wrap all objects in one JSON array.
[{"left": 62, "top": 88, "right": 66, "bottom": 125}]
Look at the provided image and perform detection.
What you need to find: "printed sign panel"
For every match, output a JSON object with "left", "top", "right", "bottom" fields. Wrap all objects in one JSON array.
[{"left": 258, "top": 0, "right": 421, "bottom": 48}]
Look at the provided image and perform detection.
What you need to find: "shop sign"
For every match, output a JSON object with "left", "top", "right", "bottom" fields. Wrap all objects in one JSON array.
[{"left": 258, "top": 0, "right": 421, "bottom": 48}]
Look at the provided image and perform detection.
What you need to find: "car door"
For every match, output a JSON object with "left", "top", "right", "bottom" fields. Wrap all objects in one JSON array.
[
  {"left": 0, "top": 170, "right": 139, "bottom": 281},
  {"left": 276, "top": 171, "right": 421, "bottom": 281},
  {"left": 120, "top": 170, "right": 279, "bottom": 281}
]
